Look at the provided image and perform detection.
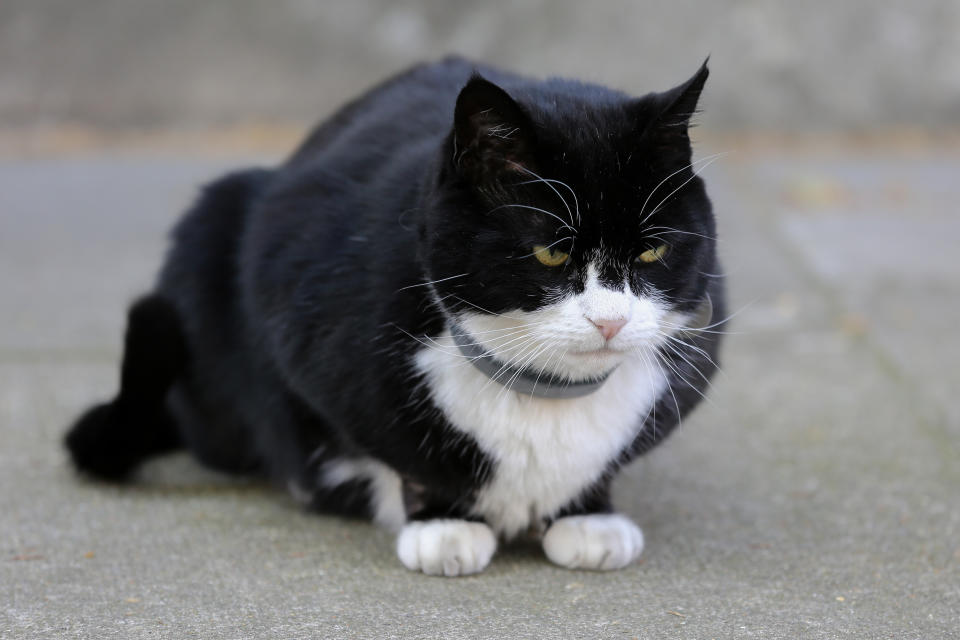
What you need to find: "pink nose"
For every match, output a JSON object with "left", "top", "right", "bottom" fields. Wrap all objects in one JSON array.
[{"left": 590, "top": 317, "right": 627, "bottom": 341}]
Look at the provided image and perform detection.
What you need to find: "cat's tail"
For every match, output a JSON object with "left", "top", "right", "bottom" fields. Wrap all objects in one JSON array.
[{"left": 65, "top": 295, "right": 187, "bottom": 480}]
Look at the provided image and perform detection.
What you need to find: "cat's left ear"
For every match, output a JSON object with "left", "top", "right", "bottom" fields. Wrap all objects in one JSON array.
[
  {"left": 453, "top": 75, "right": 535, "bottom": 183},
  {"left": 645, "top": 58, "right": 710, "bottom": 145}
]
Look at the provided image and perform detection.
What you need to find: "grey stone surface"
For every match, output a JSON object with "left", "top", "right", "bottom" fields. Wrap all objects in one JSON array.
[
  {"left": 2, "top": 0, "right": 959, "bottom": 131},
  {"left": 2, "top": 146, "right": 959, "bottom": 639}
]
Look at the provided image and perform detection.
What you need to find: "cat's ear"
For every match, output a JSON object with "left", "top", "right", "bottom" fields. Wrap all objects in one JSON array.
[
  {"left": 645, "top": 58, "right": 709, "bottom": 146},
  {"left": 453, "top": 74, "right": 534, "bottom": 183}
]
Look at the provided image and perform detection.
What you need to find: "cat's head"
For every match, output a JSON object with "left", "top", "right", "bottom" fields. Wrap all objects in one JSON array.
[{"left": 421, "top": 62, "right": 717, "bottom": 382}]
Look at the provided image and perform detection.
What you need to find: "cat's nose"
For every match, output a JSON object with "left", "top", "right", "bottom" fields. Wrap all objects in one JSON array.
[{"left": 589, "top": 317, "right": 627, "bottom": 341}]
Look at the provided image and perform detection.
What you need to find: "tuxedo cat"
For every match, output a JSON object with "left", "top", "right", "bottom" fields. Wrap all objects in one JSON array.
[{"left": 66, "top": 57, "right": 724, "bottom": 576}]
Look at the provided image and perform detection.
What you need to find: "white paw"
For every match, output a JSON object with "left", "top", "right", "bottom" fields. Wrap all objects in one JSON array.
[
  {"left": 396, "top": 519, "right": 496, "bottom": 577},
  {"left": 542, "top": 513, "right": 644, "bottom": 570}
]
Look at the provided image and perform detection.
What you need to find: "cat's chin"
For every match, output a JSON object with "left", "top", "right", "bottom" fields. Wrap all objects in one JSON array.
[
  {"left": 554, "top": 347, "right": 628, "bottom": 381},
  {"left": 570, "top": 347, "right": 620, "bottom": 357}
]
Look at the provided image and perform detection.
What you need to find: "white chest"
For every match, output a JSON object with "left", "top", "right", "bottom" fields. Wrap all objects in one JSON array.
[{"left": 414, "top": 331, "right": 668, "bottom": 538}]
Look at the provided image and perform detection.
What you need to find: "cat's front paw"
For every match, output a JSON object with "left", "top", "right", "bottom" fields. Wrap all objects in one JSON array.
[
  {"left": 542, "top": 513, "right": 644, "bottom": 570},
  {"left": 396, "top": 519, "right": 496, "bottom": 577}
]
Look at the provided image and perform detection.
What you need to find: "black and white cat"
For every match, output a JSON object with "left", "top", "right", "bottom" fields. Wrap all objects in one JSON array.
[{"left": 66, "top": 57, "right": 724, "bottom": 576}]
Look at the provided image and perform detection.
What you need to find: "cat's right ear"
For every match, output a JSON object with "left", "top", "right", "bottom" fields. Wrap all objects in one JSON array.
[
  {"left": 641, "top": 59, "right": 710, "bottom": 150},
  {"left": 452, "top": 75, "right": 535, "bottom": 184}
]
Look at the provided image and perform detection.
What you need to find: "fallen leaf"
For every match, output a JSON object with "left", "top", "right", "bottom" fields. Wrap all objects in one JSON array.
[{"left": 838, "top": 313, "right": 868, "bottom": 337}]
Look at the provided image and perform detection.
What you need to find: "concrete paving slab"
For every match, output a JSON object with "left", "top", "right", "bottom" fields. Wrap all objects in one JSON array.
[
  {"left": 742, "top": 152, "right": 960, "bottom": 434},
  {"left": 2, "top": 149, "right": 958, "bottom": 639}
]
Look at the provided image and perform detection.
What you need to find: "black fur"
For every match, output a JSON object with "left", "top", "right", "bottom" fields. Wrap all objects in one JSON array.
[
  {"left": 65, "top": 295, "right": 186, "bottom": 479},
  {"left": 66, "top": 57, "right": 723, "bottom": 531}
]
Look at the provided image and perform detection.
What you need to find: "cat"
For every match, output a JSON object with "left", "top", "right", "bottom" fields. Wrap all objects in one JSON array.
[{"left": 65, "top": 56, "right": 725, "bottom": 576}]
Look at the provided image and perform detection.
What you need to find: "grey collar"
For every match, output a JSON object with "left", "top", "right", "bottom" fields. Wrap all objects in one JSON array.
[
  {"left": 449, "top": 294, "right": 713, "bottom": 400},
  {"left": 449, "top": 324, "right": 615, "bottom": 399}
]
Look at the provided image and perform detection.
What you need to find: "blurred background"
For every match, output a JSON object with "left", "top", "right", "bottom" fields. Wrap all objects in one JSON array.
[
  {"left": 2, "top": 2, "right": 958, "bottom": 638},
  {"left": 2, "top": 0, "right": 959, "bottom": 140}
]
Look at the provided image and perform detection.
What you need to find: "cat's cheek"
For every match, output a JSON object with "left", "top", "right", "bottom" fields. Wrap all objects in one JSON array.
[
  {"left": 542, "top": 513, "right": 644, "bottom": 570},
  {"left": 396, "top": 519, "right": 497, "bottom": 577}
]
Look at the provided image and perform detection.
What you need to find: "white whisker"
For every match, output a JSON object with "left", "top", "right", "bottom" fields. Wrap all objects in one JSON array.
[
  {"left": 514, "top": 166, "right": 581, "bottom": 227},
  {"left": 637, "top": 151, "right": 728, "bottom": 225},
  {"left": 395, "top": 272, "right": 469, "bottom": 293},
  {"left": 661, "top": 298, "right": 755, "bottom": 333},
  {"left": 526, "top": 343, "right": 563, "bottom": 401},
  {"left": 447, "top": 295, "right": 534, "bottom": 321},
  {"left": 488, "top": 203, "right": 576, "bottom": 234},
  {"left": 497, "top": 340, "right": 555, "bottom": 401},
  {"left": 644, "top": 227, "right": 717, "bottom": 242},
  {"left": 641, "top": 154, "right": 727, "bottom": 226}
]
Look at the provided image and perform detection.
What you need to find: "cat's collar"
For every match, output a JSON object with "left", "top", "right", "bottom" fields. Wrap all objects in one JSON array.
[
  {"left": 449, "top": 294, "right": 713, "bottom": 400},
  {"left": 449, "top": 322, "right": 613, "bottom": 399}
]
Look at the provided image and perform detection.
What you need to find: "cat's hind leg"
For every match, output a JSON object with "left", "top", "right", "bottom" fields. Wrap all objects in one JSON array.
[
  {"left": 64, "top": 295, "right": 186, "bottom": 479},
  {"left": 305, "top": 455, "right": 407, "bottom": 531},
  {"left": 300, "top": 453, "right": 498, "bottom": 576}
]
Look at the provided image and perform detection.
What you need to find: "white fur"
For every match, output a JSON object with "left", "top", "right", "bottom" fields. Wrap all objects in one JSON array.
[
  {"left": 415, "top": 263, "right": 674, "bottom": 538},
  {"left": 396, "top": 520, "right": 497, "bottom": 576},
  {"left": 320, "top": 457, "right": 406, "bottom": 532},
  {"left": 542, "top": 513, "right": 644, "bottom": 570},
  {"left": 457, "top": 264, "right": 669, "bottom": 382}
]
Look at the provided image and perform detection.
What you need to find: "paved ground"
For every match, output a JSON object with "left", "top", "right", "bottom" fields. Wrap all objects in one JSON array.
[{"left": 1, "top": 143, "right": 958, "bottom": 639}]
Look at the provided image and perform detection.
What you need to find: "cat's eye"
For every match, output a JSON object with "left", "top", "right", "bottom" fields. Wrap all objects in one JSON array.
[
  {"left": 637, "top": 244, "right": 669, "bottom": 264},
  {"left": 532, "top": 244, "right": 570, "bottom": 267}
]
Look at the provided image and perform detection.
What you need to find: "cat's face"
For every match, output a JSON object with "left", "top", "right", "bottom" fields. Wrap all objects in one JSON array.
[{"left": 422, "top": 65, "right": 716, "bottom": 381}]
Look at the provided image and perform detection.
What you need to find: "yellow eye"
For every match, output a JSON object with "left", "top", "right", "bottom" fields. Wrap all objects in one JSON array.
[
  {"left": 637, "top": 244, "right": 669, "bottom": 264},
  {"left": 532, "top": 244, "right": 570, "bottom": 267}
]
